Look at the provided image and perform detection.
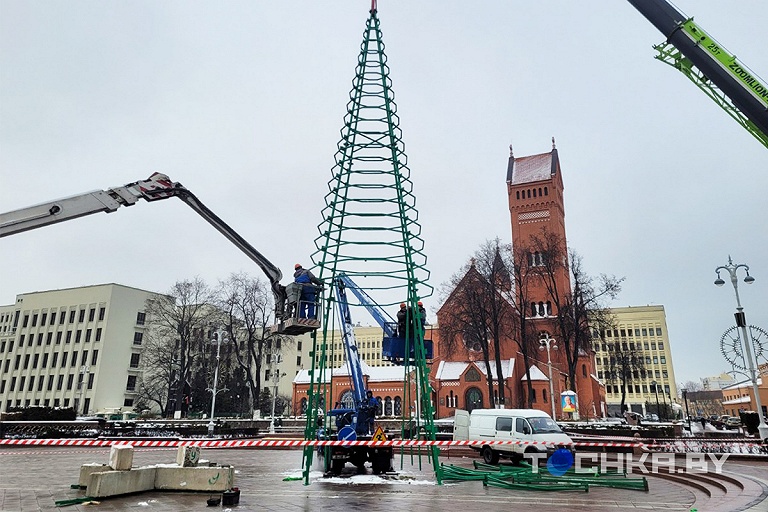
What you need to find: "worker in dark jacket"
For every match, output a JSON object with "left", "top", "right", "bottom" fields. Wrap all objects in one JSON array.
[
  {"left": 294, "top": 264, "right": 323, "bottom": 318},
  {"left": 417, "top": 301, "right": 427, "bottom": 329},
  {"left": 396, "top": 303, "right": 407, "bottom": 338}
]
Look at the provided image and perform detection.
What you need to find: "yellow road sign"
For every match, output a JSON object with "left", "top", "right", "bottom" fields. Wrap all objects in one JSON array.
[{"left": 372, "top": 426, "right": 387, "bottom": 441}]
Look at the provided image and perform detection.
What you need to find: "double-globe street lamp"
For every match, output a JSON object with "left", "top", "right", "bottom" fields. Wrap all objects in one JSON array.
[
  {"left": 207, "top": 327, "right": 229, "bottom": 437},
  {"left": 714, "top": 257, "right": 768, "bottom": 440},
  {"left": 539, "top": 334, "right": 558, "bottom": 420},
  {"left": 650, "top": 380, "right": 661, "bottom": 420}
]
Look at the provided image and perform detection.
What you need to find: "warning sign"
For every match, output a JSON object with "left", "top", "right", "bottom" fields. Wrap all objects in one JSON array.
[{"left": 372, "top": 427, "right": 387, "bottom": 441}]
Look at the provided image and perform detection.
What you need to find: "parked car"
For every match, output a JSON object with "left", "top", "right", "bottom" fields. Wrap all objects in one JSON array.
[
  {"left": 725, "top": 416, "right": 742, "bottom": 429},
  {"left": 712, "top": 415, "right": 729, "bottom": 429}
]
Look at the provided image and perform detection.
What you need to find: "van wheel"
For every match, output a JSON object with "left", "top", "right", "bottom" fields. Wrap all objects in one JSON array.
[{"left": 481, "top": 446, "right": 499, "bottom": 465}]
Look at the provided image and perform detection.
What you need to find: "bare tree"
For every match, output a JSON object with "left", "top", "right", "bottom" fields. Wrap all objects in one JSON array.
[
  {"left": 438, "top": 239, "right": 517, "bottom": 407},
  {"left": 509, "top": 242, "right": 546, "bottom": 408},
  {"left": 602, "top": 334, "right": 646, "bottom": 413},
  {"left": 530, "top": 230, "right": 623, "bottom": 393},
  {"left": 216, "top": 272, "right": 280, "bottom": 416},
  {"left": 134, "top": 332, "right": 177, "bottom": 416},
  {"left": 145, "top": 278, "right": 215, "bottom": 418}
]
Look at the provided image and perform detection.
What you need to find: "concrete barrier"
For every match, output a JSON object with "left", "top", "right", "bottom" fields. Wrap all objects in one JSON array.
[
  {"left": 108, "top": 444, "right": 134, "bottom": 470},
  {"left": 87, "top": 467, "right": 157, "bottom": 498},
  {"left": 155, "top": 465, "right": 234, "bottom": 491},
  {"left": 78, "top": 463, "right": 109, "bottom": 488}
]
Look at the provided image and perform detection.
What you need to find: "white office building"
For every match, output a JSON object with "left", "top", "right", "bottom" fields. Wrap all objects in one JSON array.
[{"left": 0, "top": 284, "right": 160, "bottom": 415}]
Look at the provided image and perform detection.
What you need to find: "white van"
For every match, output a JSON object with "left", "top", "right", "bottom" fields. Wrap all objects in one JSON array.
[{"left": 453, "top": 408, "right": 573, "bottom": 464}]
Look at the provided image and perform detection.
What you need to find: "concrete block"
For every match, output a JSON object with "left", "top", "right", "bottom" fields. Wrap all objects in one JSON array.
[
  {"left": 154, "top": 465, "right": 234, "bottom": 492},
  {"left": 175, "top": 445, "right": 201, "bottom": 467},
  {"left": 108, "top": 444, "right": 134, "bottom": 471},
  {"left": 87, "top": 467, "right": 157, "bottom": 498},
  {"left": 78, "top": 463, "right": 109, "bottom": 488}
]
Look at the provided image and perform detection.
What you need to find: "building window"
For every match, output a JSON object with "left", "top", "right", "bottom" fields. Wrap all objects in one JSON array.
[
  {"left": 91, "top": 350, "right": 99, "bottom": 366},
  {"left": 66, "top": 331, "right": 72, "bottom": 343},
  {"left": 85, "top": 329, "right": 92, "bottom": 343},
  {"left": 50, "top": 312, "right": 56, "bottom": 325},
  {"left": 41, "top": 313, "right": 47, "bottom": 325},
  {"left": 42, "top": 353, "right": 48, "bottom": 368},
  {"left": 133, "top": 332, "right": 143, "bottom": 345},
  {"left": 46, "top": 333, "right": 53, "bottom": 345},
  {"left": 23, "top": 315, "right": 29, "bottom": 328},
  {"left": 89, "top": 308, "right": 95, "bottom": 322},
  {"left": 130, "top": 353, "right": 140, "bottom": 368},
  {"left": 10, "top": 377, "right": 16, "bottom": 391},
  {"left": 33, "top": 354, "right": 39, "bottom": 368},
  {"left": 59, "top": 314, "right": 65, "bottom": 325},
  {"left": 61, "top": 352, "right": 68, "bottom": 367},
  {"left": 658, "top": 342, "right": 664, "bottom": 350},
  {"left": 87, "top": 373, "right": 94, "bottom": 389},
  {"left": 47, "top": 375, "right": 54, "bottom": 391},
  {"left": 95, "top": 328, "right": 102, "bottom": 342},
  {"left": 660, "top": 356, "right": 666, "bottom": 364},
  {"left": 136, "top": 312, "right": 146, "bottom": 325},
  {"left": 19, "top": 334, "right": 25, "bottom": 346},
  {"left": 51, "top": 353, "right": 58, "bottom": 367},
  {"left": 56, "top": 332, "right": 62, "bottom": 344},
  {"left": 78, "top": 310, "right": 85, "bottom": 323},
  {"left": 28, "top": 376, "right": 35, "bottom": 391},
  {"left": 75, "top": 330, "right": 82, "bottom": 343},
  {"left": 98, "top": 307, "right": 105, "bottom": 321},
  {"left": 69, "top": 311, "right": 76, "bottom": 323},
  {"left": 124, "top": 398, "right": 134, "bottom": 407},
  {"left": 126, "top": 375, "right": 137, "bottom": 391}
]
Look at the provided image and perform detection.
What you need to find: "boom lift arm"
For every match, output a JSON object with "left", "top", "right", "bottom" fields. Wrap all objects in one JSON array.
[
  {"left": 627, "top": 0, "right": 768, "bottom": 149},
  {"left": 0, "top": 173, "right": 317, "bottom": 334}
]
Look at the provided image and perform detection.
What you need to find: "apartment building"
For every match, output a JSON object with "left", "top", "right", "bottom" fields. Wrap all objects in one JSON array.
[
  {"left": 0, "top": 284, "right": 159, "bottom": 415},
  {"left": 594, "top": 305, "right": 679, "bottom": 416}
]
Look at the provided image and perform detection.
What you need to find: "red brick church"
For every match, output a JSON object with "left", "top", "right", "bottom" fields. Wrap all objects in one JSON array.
[{"left": 429, "top": 141, "right": 605, "bottom": 420}]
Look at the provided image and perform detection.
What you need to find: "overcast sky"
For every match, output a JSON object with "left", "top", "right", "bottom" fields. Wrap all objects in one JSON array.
[{"left": 1, "top": 1, "right": 766, "bottom": 386}]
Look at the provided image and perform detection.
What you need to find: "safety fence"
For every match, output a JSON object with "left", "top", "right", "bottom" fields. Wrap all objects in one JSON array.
[
  {"left": 0, "top": 437, "right": 765, "bottom": 455},
  {"left": 0, "top": 438, "right": 626, "bottom": 449}
]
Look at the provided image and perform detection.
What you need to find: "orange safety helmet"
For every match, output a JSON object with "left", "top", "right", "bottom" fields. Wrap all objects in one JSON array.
[
  {"left": 417, "top": 301, "right": 423, "bottom": 306},
  {"left": 294, "top": 264, "right": 302, "bottom": 270},
  {"left": 399, "top": 303, "right": 406, "bottom": 308}
]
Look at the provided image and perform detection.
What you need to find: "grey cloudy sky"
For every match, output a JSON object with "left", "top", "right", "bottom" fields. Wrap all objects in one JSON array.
[{"left": 1, "top": 1, "right": 766, "bottom": 386}]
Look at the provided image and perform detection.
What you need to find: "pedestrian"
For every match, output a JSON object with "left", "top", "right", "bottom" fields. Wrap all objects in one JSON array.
[{"left": 293, "top": 264, "right": 323, "bottom": 318}]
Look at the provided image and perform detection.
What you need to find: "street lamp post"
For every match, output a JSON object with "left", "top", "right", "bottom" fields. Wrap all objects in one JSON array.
[
  {"left": 207, "top": 327, "right": 228, "bottom": 437},
  {"left": 78, "top": 365, "right": 90, "bottom": 416},
  {"left": 682, "top": 389, "right": 691, "bottom": 431},
  {"left": 651, "top": 380, "right": 660, "bottom": 420},
  {"left": 269, "top": 346, "right": 285, "bottom": 435},
  {"left": 714, "top": 257, "right": 768, "bottom": 440},
  {"left": 539, "top": 334, "right": 558, "bottom": 420}
]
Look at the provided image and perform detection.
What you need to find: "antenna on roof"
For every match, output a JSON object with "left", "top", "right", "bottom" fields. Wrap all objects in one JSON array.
[
  {"left": 552, "top": 137, "right": 556, "bottom": 150},
  {"left": 509, "top": 144, "right": 514, "bottom": 158}
]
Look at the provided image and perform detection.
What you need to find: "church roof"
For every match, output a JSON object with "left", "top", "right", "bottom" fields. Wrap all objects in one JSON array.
[
  {"left": 506, "top": 149, "right": 559, "bottom": 185},
  {"left": 520, "top": 364, "right": 549, "bottom": 381},
  {"left": 293, "top": 360, "right": 408, "bottom": 384},
  {"left": 435, "top": 359, "right": 515, "bottom": 381}
]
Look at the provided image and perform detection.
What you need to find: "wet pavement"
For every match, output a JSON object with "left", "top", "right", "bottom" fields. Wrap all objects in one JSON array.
[{"left": 0, "top": 446, "right": 766, "bottom": 511}]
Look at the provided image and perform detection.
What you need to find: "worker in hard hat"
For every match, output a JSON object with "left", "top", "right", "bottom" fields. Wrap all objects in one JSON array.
[
  {"left": 293, "top": 264, "right": 323, "bottom": 318},
  {"left": 417, "top": 301, "right": 427, "bottom": 329},
  {"left": 396, "top": 302, "right": 408, "bottom": 338}
]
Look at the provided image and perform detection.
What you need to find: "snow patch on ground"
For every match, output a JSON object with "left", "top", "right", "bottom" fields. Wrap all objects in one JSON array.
[{"left": 281, "top": 469, "right": 436, "bottom": 485}]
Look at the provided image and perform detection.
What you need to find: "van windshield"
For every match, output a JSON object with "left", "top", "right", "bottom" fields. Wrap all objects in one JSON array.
[{"left": 527, "top": 417, "right": 562, "bottom": 434}]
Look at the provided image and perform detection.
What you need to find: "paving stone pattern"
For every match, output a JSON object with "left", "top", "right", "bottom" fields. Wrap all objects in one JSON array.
[{"left": 0, "top": 447, "right": 764, "bottom": 511}]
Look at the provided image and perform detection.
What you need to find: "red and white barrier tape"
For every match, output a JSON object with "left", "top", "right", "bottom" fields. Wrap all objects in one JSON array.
[{"left": 0, "top": 438, "right": 640, "bottom": 448}]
